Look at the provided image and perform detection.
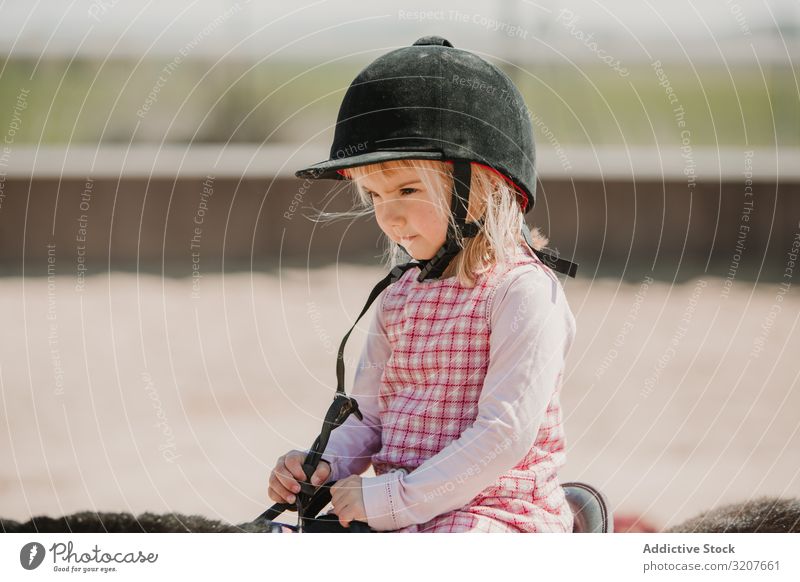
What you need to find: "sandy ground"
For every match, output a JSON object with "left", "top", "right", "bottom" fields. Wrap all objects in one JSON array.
[{"left": 1, "top": 266, "right": 798, "bottom": 530}]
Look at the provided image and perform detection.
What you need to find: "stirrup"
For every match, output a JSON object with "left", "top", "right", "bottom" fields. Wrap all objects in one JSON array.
[{"left": 562, "top": 482, "right": 614, "bottom": 533}]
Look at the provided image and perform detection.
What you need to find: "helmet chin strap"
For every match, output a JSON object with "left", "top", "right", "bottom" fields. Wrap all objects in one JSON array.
[
  {"left": 415, "top": 160, "right": 481, "bottom": 281},
  {"left": 407, "top": 160, "right": 579, "bottom": 281}
]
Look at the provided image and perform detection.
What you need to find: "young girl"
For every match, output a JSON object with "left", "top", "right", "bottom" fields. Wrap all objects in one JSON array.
[{"left": 268, "top": 36, "right": 578, "bottom": 533}]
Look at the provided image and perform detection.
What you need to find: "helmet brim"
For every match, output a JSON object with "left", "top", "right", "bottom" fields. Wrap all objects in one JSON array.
[{"left": 294, "top": 150, "right": 445, "bottom": 180}]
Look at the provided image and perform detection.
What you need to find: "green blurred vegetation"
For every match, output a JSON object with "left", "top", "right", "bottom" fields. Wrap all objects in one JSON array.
[{"left": 0, "top": 58, "right": 796, "bottom": 146}]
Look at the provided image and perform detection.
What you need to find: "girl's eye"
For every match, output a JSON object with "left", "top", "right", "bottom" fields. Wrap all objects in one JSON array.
[{"left": 365, "top": 188, "right": 417, "bottom": 199}]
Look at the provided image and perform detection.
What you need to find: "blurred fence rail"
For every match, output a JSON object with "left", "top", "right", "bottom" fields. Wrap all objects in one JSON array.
[{"left": 0, "top": 145, "right": 797, "bottom": 281}]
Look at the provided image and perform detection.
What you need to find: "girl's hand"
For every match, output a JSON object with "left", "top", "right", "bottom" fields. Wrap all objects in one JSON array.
[
  {"left": 329, "top": 475, "right": 367, "bottom": 528},
  {"left": 268, "top": 450, "right": 331, "bottom": 505}
]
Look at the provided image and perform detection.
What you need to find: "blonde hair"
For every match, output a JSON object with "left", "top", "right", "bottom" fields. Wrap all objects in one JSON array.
[{"left": 337, "top": 159, "right": 549, "bottom": 287}]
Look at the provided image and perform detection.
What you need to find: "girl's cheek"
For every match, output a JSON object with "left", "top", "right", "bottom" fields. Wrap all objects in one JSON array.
[{"left": 373, "top": 206, "right": 390, "bottom": 235}]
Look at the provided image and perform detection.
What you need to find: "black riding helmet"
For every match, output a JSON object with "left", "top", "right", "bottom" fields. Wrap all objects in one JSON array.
[{"left": 296, "top": 35, "right": 577, "bottom": 279}]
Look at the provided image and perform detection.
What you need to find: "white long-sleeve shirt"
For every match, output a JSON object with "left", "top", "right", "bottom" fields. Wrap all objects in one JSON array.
[{"left": 318, "top": 249, "right": 576, "bottom": 532}]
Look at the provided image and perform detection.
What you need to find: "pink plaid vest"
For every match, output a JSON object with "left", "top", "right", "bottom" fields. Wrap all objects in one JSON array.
[{"left": 371, "top": 246, "right": 573, "bottom": 532}]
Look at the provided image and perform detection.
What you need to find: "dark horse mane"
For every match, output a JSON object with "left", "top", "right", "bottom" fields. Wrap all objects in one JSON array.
[
  {"left": 665, "top": 496, "right": 800, "bottom": 533},
  {"left": 3, "top": 496, "right": 799, "bottom": 533},
  {"left": 1, "top": 511, "right": 273, "bottom": 533}
]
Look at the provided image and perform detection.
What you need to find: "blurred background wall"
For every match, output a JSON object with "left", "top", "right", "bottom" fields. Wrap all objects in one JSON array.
[{"left": 0, "top": 1, "right": 797, "bottom": 279}]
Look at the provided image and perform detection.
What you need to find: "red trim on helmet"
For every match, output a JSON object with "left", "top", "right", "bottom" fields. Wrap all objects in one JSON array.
[{"left": 469, "top": 161, "right": 531, "bottom": 212}]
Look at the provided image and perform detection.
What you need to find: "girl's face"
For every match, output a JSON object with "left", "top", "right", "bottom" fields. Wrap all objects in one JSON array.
[{"left": 357, "top": 166, "right": 450, "bottom": 260}]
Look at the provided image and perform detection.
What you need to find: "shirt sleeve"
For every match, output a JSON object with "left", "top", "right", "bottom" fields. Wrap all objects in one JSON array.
[
  {"left": 311, "top": 300, "right": 390, "bottom": 483},
  {"left": 361, "top": 265, "right": 576, "bottom": 531}
]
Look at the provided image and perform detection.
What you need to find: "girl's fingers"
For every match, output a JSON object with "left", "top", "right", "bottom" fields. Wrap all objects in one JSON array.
[
  {"left": 274, "top": 454, "right": 307, "bottom": 491},
  {"left": 272, "top": 465, "right": 301, "bottom": 495},
  {"left": 311, "top": 462, "right": 331, "bottom": 486},
  {"left": 332, "top": 498, "right": 351, "bottom": 515},
  {"left": 335, "top": 505, "right": 352, "bottom": 527},
  {"left": 284, "top": 453, "right": 309, "bottom": 482},
  {"left": 270, "top": 452, "right": 330, "bottom": 506},
  {"left": 268, "top": 484, "right": 296, "bottom": 505}
]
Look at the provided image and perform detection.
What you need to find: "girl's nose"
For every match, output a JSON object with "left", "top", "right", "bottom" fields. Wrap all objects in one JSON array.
[{"left": 379, "top": 199, "right": 405, "bottom": 228}]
